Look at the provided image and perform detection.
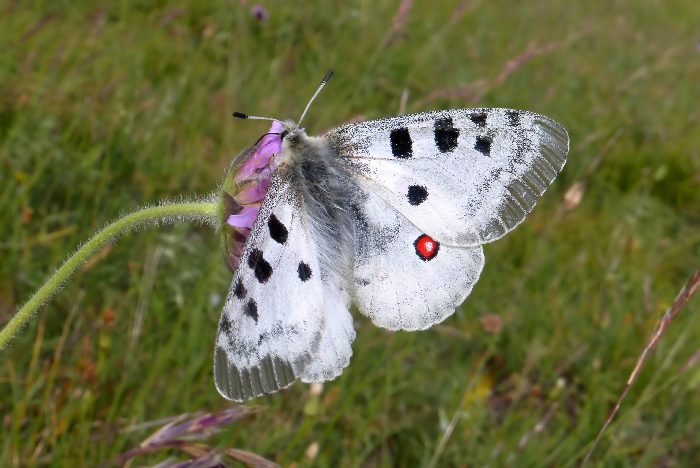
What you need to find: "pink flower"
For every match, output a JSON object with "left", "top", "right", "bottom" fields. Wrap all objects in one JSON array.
[
  {"left": 233, "top": 178, "right": 270, "bottom": 205},
  {"left": 235, "top": 120, "right": 283, "bottom": 183},
  {"left": 221, "top": 121, "right": 283, "bottom": 272},
  {"left": 251, "top": 4, "right": 269, "bottom": 21},
  {"left": 226, "top": 206, "right": 260, "bottom": 230}
]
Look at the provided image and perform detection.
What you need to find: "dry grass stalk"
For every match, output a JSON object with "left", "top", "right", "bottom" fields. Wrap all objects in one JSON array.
[{"left": 582, "top": 269, "right": 700, "bottom": 466}]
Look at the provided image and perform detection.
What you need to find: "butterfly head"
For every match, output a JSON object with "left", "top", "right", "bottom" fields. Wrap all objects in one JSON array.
[
  {"left": 279, "top": 119, "right": 307, "bottom": 140},
  {"left": 275, "top": 119, "right": 318, "bottom": 166}
]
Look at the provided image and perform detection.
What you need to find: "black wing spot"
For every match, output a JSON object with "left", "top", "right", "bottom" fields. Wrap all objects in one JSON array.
[
  {"left": 247, "top": 248, "right": 273, "bottom": 283},
  {"left": 220, "top": 315, "right": 232, "bottom": 334},
  {"left": 506, "top": 110, "right": 520, "bottom": 127},
  {"left": 247, "top": 248, "right": 262, "bottom": 269},
  {"left": 390, "top": 127, "right": 413, "bottom": 158},
  {"left": 470, "top": 112, "right": 487, "bottom": 127},
  {"left": 475, "top": 135, "right": 492, "bottom": 156},
  {"left": 233, "top": 279, "right": 247, "bottom": 299},
  {"left": 298, "top": 261, "right": 312, "bottom": 282},
  {"left": 244, "top": 299, "right": 258, "bottom": 322},
  {"left": 267, "top": 214, "right": 288, "bottom": 244},
  {"left": 434, "top": 117, "right": 459, "bottom": 153},
  {"left": 407, "top": 185, "right": 428, "bottom": 205}
]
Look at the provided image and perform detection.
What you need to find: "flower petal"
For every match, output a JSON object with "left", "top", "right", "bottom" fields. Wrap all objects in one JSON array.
[
  {"left": 234, "top": 178, "right": 270, "bottom": 205},
  {"left": 235, "top": 121, "right": 283, "bottom": 182},
  {"left": 226, "top": 206, "right": 259, "bottom": 230}
]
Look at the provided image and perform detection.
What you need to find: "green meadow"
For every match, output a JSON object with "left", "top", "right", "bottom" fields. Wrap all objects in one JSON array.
[{"left": 2, "top": 1, "right": 699, "bottom": 465}]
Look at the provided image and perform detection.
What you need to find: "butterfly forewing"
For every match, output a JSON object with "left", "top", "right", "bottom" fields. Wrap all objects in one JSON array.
[
  {"left": 329, "top": 108, "right": 569, "bottom": 246},
  {"left": 214, "top": 175, "right": 326, "bottom": 402}
]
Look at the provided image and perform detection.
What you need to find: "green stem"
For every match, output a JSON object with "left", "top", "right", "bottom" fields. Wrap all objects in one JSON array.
[{"left": 0, "top": 200, "right": 219, "bottom": 350}]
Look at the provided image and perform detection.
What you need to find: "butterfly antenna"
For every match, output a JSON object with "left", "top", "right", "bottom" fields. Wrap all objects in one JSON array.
[
  {"left": 232, "top": 112, "right": 277, "bottom": 121},
  {"left": 298, "top": 70, "right": 333, "bottom": 125}
]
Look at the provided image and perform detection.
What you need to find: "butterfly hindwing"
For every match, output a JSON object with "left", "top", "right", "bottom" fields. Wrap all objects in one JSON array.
[
  {"left": 352, "top": 186, "right": 485, "bottom": 331},
  {"left": 329, "top": 108, "right": 569, "bottom": 246},
  {"left": 214, "top": 175, "right": 326, "bottom": 401},
  {"left": 300, "top": 282, "right": 355, "bottom": 383}
]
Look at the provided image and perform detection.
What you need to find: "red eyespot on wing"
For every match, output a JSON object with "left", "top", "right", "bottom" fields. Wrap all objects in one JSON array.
[{"left": 414, "top": 234, "right": 439, "bottom": 261}]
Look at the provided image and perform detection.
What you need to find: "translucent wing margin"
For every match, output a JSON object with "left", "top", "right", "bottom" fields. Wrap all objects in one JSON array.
[{"left": 328, "top": 108, "right": 569, "bottom": 246}]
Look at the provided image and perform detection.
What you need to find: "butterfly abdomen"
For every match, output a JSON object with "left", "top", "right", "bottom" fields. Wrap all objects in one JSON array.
[{"left": 286, "top": 135, "right": 358, "bottom": 288}]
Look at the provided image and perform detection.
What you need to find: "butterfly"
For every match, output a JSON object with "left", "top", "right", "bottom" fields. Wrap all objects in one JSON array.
[{"left": 214, "top": 72, "right": 569, "bottom": 401}]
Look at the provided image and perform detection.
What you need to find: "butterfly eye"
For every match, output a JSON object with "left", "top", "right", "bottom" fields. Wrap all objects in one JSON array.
[{"left": 280, "top": 130, "right": 289, "bottom": 140}]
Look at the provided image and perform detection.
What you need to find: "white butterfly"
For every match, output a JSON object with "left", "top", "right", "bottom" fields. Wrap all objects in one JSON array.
[{"left": 214, "top": 72, "right": 569, "bottom": 401}]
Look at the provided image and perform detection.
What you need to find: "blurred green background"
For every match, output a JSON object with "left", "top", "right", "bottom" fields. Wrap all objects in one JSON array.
[{"left": 2, "top": 0, "right": 700, "bottom": 465}]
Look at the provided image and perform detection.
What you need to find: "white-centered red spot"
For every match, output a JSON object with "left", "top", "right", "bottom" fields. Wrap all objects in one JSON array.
[{"left": 414, "top": 234, "right": 439, "bottom": 261}]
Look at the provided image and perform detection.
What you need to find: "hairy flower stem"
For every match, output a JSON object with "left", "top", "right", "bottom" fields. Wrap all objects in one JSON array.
[{"left": 0, "top": 200, "right": 219, "bottom": 350}]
